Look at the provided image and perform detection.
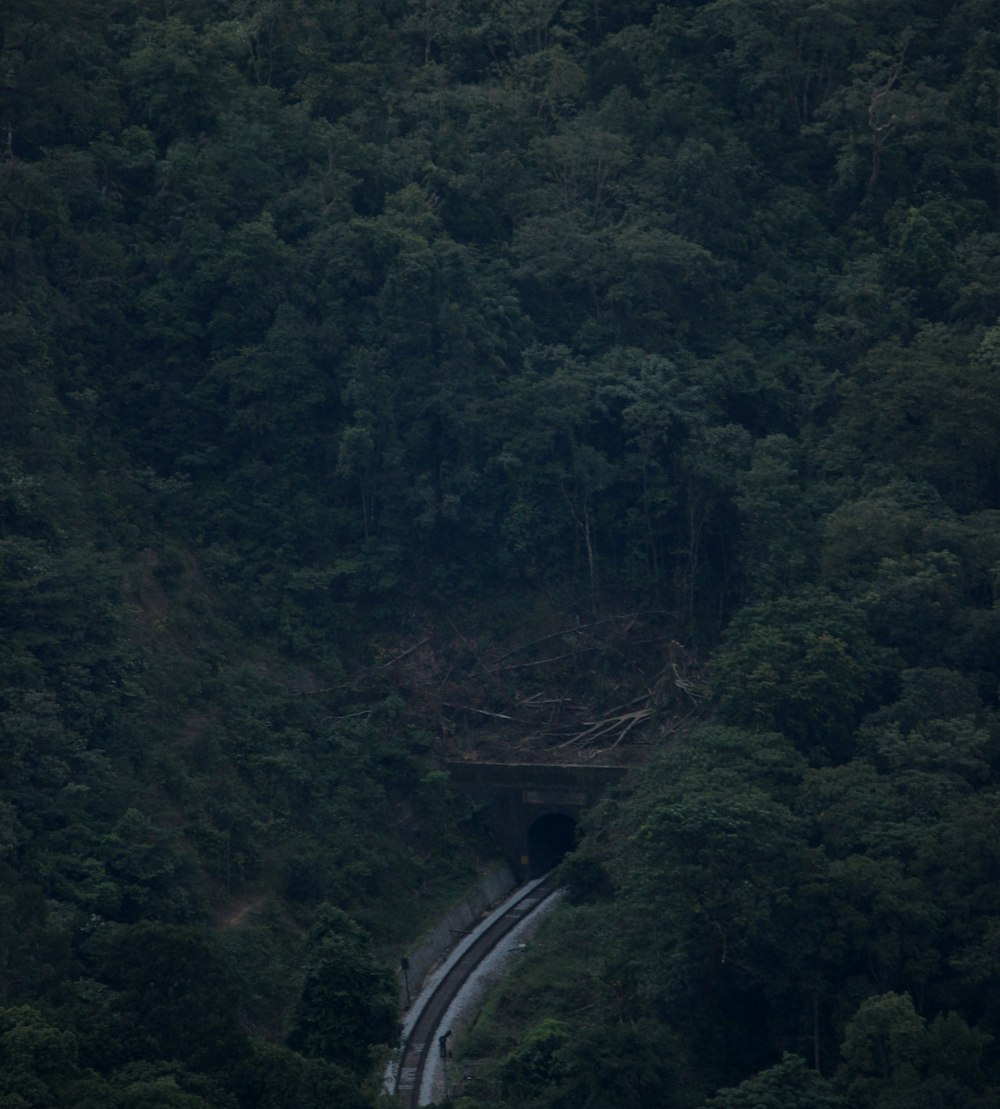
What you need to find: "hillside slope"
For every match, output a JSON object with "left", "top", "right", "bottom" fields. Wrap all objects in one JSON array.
[{"left": 2, "top": 1, "right": 1000, "bottom": 1105}]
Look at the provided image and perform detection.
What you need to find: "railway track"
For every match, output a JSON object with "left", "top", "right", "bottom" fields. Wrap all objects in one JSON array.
[{"left": 390, "top": 871, "right": 561, "bottom": 1107}]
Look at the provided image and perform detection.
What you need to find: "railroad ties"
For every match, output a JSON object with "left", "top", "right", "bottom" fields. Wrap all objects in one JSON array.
[
  {"left": 394, "top": 873, "right": 560, "bottom": 1107},
  {"left": 396, "top": 1053, "right": 421, "bottom": 1095}
]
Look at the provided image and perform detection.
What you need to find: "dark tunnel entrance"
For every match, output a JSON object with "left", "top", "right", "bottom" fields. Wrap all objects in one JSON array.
[{"left": 527, "top": 812, "right": 577, "bottom": 877}]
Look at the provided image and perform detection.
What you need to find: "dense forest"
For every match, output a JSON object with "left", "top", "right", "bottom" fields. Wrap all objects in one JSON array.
[{"left": 2, "top": 0, "right": 1000, "bottom": 1106}]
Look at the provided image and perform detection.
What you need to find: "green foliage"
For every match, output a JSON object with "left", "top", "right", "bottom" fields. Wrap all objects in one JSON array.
[
  {"left": 710, "top": 592, "right": 890, "bottom": 757},
  {"left": 5, "top": 0, "right": 1000, "bottom": 1104},
  {"left": 103, "top": 923, "right": 250, "bottom": 1074},
  {"left": 0, "top": 1005, "right": 81, "bottom": 1107},
  {"left": 705, "top": 1052, "right": 846, "bottom": 1109},
  {"left": 835, "top": 992, "right": 997, "bottom": 1108},
  {"left": 229, "top": 1041, "right": 373, "bottom": 1109},
  {"left": 498, "top": 1018, "right": 570, "bottom": 1103},
  {"left": 824, "top": 328, "right": 1000, "bottom": 513},
  {"left": 286, "top": 906, "right": 398, "bottom": 1075},
  {"left": 555, "top": 1020, "right": 683, "bottom": 1108}
]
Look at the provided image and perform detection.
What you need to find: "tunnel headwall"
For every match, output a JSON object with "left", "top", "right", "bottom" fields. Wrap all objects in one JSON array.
[{"left": 446, "top": 762, "right": 629, "bottom": 880}]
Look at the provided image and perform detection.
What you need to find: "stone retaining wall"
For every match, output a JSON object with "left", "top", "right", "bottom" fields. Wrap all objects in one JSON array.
[{"left": 399, "top": 861, "right": 518, "bottom": 1005}]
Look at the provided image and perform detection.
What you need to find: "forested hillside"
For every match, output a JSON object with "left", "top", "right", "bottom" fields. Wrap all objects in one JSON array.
[{"left": 2, "top": 0, "right": 1000, "bottom": 1106}]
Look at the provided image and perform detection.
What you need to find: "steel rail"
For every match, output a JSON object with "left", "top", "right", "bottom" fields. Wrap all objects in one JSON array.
[{"left": 393, "top": 871, "right": 561, "bottom": 1107}]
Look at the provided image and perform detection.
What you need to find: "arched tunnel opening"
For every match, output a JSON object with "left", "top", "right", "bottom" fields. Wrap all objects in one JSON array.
[{"left": 527, "top": 812, "right": 577, "bottom": 878}]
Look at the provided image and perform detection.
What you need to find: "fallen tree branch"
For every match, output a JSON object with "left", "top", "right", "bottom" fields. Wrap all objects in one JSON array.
[
  {"left": 489, "top": 614, "right": 638, "bottom": 665},
  {"left": 441, "top": 702, "right": 526, "bottom": 722},
  {"left": 555, "top": 707, "right": 654, "bottom": 748},
  {"left": 378, "top": 635, "right": 431, "bottom": 668},
  {"left": 487, "top": 645, "right": 600, "bottom": 674},
  {"left": 450, "top": 620, "right": 505, "bottom": 689}
]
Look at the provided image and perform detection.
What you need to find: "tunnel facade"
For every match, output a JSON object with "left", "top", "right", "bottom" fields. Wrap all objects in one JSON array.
[{"left": 445, "top": 762, "right": 627, "bottom": 881}]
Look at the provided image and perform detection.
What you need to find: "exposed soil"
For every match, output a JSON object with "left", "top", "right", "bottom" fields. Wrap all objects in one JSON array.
[{"left": 217, "top": 893, "right": 267, "bottom": 931}]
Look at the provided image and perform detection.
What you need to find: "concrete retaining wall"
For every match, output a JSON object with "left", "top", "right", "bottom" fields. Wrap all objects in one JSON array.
[{"left": 399, "top": 862, "right": 518, "bottom": 1005}]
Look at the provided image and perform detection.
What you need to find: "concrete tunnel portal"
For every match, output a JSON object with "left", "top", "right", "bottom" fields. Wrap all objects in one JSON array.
[{"left": 445, "top": 762, "right": 628, "bottom": 881}]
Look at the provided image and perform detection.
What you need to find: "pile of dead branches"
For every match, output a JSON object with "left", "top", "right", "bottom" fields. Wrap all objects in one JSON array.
[{"left": 376, "top": 612, "right": 709, "bottom": 764}]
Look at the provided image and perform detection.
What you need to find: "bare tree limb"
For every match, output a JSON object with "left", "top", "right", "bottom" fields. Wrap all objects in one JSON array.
[
  {"left": 377, "top": 635, "right": 431, "bottom": 668},
  {"left": 489, "top": 614, "right": 638, "bottom": 664}
]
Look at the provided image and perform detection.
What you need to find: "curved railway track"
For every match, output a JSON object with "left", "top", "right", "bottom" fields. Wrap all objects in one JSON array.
[{"left": 391, "top": 872, "right": 561, "bottom": 1107}]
